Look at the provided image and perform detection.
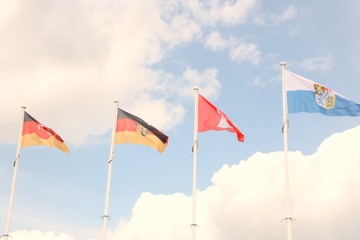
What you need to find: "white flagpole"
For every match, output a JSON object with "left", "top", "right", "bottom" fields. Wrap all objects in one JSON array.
[
  {"left": 101, "top": 101, "right": 119, "bottom": 240},
  {"left": 191, "top": 87, "right": 199, "bottom": 240},
  {"left": 280, "top": 62, "right": 293, "bottom": 240},
  {"left": 2, "top": 106, "right": 26, "bottom": 240}
]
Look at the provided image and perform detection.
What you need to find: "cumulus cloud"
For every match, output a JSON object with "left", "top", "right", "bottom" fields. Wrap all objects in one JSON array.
[
  {"left": 267, "top": 4, "right": 308, "bottom": 26},
  {"left": 229, "top": 42, "right": 262, "bottom": 65},
  {"left": 204, "top": 32, "right": 262, "bottom": 65},
  {"left": 0, "top": 1, "right": 19, "bottom": 25},
  {"left": 272, "top": 5, "right": 299, "bottom": 23},
  {"left": 176, "top": 68, "right": 222, "bottom": 99},
  {"left": 154, "top": 67, "right": 222, "bottom": 100},
  {"left": 105, "top": 125, "right": 360, "bottom": 239},
  {"left": 204, "top": 31, "right": 228, "bottom": 51},
  {"left": 0, "top": 0, "right": 257, "bottom": 146},
  {"left": 10, "top": 229, "right": 77, "bottom": 240},
  {"left": 300, "top": 55, "right": 334, "bottom": 72},
  {"left": 5, "top": 121, "right": 360, "bottom": 239},
  {"left": 184, "top": 0, "right": 258, "bottom": 27},
  {"left": 250, "top": 76, "right": 279, "bottom": 87}
]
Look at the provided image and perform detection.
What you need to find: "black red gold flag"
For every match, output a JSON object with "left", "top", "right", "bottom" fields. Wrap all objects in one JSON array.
[
  {"left": 115, "top": 108, "right": 168, "bottom": 153},
  {"left": 21, "top": 112, "right": 69, "bottom": 153}
]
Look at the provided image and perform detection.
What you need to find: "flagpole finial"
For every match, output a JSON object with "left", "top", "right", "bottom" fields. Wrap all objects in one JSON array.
[
  {"left": 193, "top": 86, "right": 199, "bottom": 92},
  {"left": 21, "top": 106, "right": 26, "bottom": 110},
  {"left": 113, "top": 100, "right": 119, "bottom": 108},
  {"left": 280, "top": 61, "right": 286, "bottom": 66}
]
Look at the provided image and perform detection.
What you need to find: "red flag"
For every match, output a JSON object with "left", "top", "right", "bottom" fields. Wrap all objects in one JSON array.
[{"left": 198, "top": 94, "right": 244, "bottom": 142}]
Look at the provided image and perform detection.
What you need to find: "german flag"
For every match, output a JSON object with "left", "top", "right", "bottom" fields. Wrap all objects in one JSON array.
[
  {"left": 115, "top": 108, "right": 168, "bottom": 153},
  {"left": 21, "top": 112, "right": 69, "bottom": 153}
]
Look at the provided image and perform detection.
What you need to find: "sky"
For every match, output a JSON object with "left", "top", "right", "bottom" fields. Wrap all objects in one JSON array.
[{"left": 0, "top": 0, "right": 359, "bottom": 239}]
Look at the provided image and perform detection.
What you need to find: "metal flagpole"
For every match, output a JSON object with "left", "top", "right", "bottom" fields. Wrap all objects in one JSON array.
[
  {"left": 2, "top": 106, "right": 26, "bottom": 240},
  {"left": 280, "top": 62, "right": 293, "bottom": 240},
  {"left": 191, "top": 87, "right": 199, "bottom": 240},
  {"left": 101, "top": 101, "right": 119, "bottom": 240}
]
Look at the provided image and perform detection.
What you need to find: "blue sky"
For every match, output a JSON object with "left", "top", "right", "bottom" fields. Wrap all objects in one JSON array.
[{"left": 0, "top": 1, "right": 359, "bottom": 239}]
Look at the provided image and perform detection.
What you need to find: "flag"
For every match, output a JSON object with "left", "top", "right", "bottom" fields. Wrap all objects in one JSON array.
[
  {"left": 115, "top": 108, "right": 169, "bottom": 153},
  {"left": 286, "top": 70, "right": 360, "bottom": 116},
  {"left": 198, "top": 94, "right": 244, "bottom": 142},
  {"left": 21, "top": 112, "right": 69, "bottom": 153}
]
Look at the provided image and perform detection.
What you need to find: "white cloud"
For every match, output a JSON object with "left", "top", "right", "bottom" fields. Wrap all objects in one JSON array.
[
  {"left": 104, "top": 125, "right": 360, "bottom": 239},
  {"left": 229, "top": 42, "right": 262, "bottom": 65},
  {"left": 129, "top": 96, "right": 186, "bottom": 132},
  {"left": 159, "top": 13, "right": 202, "bottom": 49},
  {"left": 217, "top": 0, "right": 258, "bottom": 25},
  {"left": 0, "top": 0, "right": 259, "bottom": 147},
  {"left": 204, "top": 31, "right": 228, "bottom": 51},
  {"left": 154, "top": 67, "right": 222, "bottom": 101},
  {"left": 250, "top": 76, "right": 279, "bottom": 87},
  {"left": 184, "top": 0, "right": 258, "bottom": 27},
  {"left": 176, "top": 67, "right": 222, "bottom": 99},
  {"left": 108, "top": 192, "right": 190, "bottom": 240},
  {"left": 300, "top": 55, "right": 334, "bottom": 72},
  {"left": 10, "top": 229, "right": 78, "bottom": 240},
  {"left": 5, "top": 122, "right": 360, "bottom": 239},
  {"left": 0, "top": 0, "right": 20, "bottom": 25},
  {"left": 204, "top": 33, "right": 262, "bottom": 65},
  {"left": 271, "top": 5, "right": 299, "bottom": 24}
]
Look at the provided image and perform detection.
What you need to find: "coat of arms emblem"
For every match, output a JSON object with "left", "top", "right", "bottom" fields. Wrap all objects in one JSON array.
[
  {"left": 136, "top": 123, "right": 148, "bottom": 136},
  {"left": 314, "top": 83, "right": 335, "bottom": 109}
]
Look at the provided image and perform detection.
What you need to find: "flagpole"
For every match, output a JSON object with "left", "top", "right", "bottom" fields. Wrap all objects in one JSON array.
[
  {"left": 281, "top": 62, "right": 293, "bottom": 240},
  {"left": 2, "top": 106, "right": 26, "bottom": 240},
  {"left": 191, "top": 87, "right": 199, "bottom": 240},
  {"left": 101, "top": 101, "right": 119, "bottom": 240}
]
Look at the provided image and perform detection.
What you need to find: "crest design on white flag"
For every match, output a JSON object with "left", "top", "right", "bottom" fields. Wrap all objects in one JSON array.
[{"left": 314, "top": 83, "right": 336, "bottom": 109}]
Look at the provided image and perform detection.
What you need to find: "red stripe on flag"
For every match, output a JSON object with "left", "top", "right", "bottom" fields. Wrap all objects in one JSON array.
[{"left": 21, "top": 112, "right": 69, "bottom": 153}]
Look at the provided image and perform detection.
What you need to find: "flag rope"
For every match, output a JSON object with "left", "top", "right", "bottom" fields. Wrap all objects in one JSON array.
[
  {"left": 13, "top": 154, "right": 20, "bottom": 167},
  {"left": 108, "top": 153, "right": 114, "bottom": 164},
  {"left": 282, "top": 119, "right": 290, "bottom": 134}
]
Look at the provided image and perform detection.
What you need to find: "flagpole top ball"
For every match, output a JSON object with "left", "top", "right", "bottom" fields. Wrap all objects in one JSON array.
[
  {"left": 280, "top": 61, "right": 286, "bottom": 66},
  {"left": 193, "top": 86, "right": 199, "bottom": 91},
  {"left": 21, "top": 106, "right": 26, "bottom": 110}
]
